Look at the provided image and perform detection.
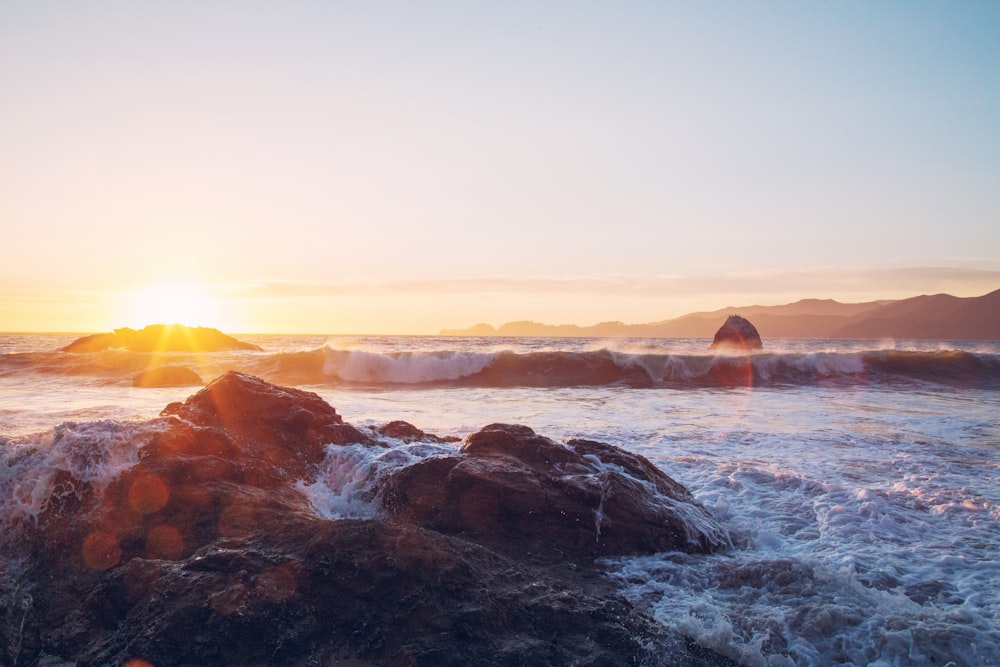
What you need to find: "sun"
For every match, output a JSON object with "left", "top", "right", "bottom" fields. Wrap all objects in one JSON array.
[{"left": 121, "top": 284, "right": 226, "bottom": 329}]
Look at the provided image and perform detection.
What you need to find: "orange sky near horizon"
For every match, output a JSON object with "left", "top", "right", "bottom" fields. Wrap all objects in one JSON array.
[
  {"left": 3, "top": 271, "right": 999, "bottom": 335},
  {"left": 2, "top": 3, "right": 998, "bottom": 335}
]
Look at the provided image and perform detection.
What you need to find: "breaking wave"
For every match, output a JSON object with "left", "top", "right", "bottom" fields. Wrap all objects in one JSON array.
[{"left": 3, "top": 345, "right": 999, "bottom": 389}]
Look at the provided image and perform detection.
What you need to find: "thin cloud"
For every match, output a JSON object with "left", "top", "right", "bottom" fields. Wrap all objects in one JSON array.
[
  {"left": 220, "top": 266, "right": 1000, "bottom": 301},
  {"left": 3, "top": 266, "right": 994, "bottom": 307}
]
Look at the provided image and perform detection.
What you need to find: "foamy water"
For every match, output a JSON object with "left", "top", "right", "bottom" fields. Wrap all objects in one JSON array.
[{"left": 2, "top": 333, "right": 999, "bottom": 665}]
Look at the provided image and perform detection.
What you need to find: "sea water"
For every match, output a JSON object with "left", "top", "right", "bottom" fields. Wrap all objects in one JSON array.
[{"left": 1, "top": 333, "right": 998, "bottom": 665}]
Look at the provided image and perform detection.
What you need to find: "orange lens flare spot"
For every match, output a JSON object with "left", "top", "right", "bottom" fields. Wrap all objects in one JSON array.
[
  {"left": 82, "top": 531, "right": 122, "bottom": 571},
  {"left": 256, "top": 564, "right": 298, "bottom": 603},
  {"left": 145, "top": 524, "right": 185, "bottom": 560},
  {"left": 218, "top": 504, "right": 257, "bottom": 539},
  {"left": 124, "top": 659, "right": 156, "bottom": 667},
  {"left": 128, "top": 474, "right": 170, "bottom": 515}
]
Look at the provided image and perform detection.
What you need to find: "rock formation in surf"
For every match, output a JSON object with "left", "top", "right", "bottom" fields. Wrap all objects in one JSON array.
[
  {"left": 0, "top": 372, "right": 732, "bottom": 667},
  {"left": 709, "top": 315, "right": 763, "bottom": 351},
  {"left": 378, "top": 419, "right": 461, "bottom": 443},
  {"left": 61, "top": 324, "right": 263, "bottom": 353},
  {"left": 382, "top": 423, "right": 730, "bottom": 558},
  {"left": 132, "top": 365, "right": 204, "bottom": 388}
]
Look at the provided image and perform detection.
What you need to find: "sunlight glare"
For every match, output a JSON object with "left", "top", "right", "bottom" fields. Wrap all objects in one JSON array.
[{"left": 121, "top": 284, "right": 224, "bottom": 329}]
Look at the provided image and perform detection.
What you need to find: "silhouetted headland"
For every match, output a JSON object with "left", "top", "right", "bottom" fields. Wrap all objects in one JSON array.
[
  {"left": 61, "top": 324, "right": 262, "bottom": 353},
  {"left": 442, "top": 288, "right": 1000, "bottom": 340}
]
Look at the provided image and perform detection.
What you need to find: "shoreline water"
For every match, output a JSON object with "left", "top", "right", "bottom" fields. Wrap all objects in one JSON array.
[{"left": 2, "top": 333, "right": 999, "bottom": 665}]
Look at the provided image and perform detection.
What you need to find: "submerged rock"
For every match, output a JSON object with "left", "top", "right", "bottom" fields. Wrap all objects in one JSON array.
[
  {"left": 61, "top": 324, "right": 262, "bottom": 353},
  {"left": 1, "top": 373, "right": 733, "bottom": 667},
  {"left": 709, "top": 315, "right": 763, "bottom": 351},
  {"left": 132, "top": 365, "right": 203, "bottom": 388}
]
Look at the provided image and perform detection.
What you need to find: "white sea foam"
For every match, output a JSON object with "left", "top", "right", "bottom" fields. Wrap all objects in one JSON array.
[
  {"left": 603, "top": 444, "right": 1000, "bottom": 666},
  {"left": 606, "top": 349, "right": 875, "bottom": 385},
  {"left": 753, "top": 352, "right": 867, "bottom": 381},
  {"left": 0, "top": 419, "right": 159, "bottom": 528},
  {"left": 295, "top": 436, "right": 457, "bottom": 519},
  {"left": 608, "top": 351, "right": 713, "bottom": 382},
  {"left": 321, "top": 349, "right": 495, "bottom": 383}
]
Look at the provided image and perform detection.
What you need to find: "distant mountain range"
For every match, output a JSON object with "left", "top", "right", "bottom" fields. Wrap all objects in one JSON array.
[{"left": 440, "top": 288, "right": 1000, "bottom": 340}]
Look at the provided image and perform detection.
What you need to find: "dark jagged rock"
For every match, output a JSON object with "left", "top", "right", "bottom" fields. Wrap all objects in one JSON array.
[
  {"left": 12, "top": 517, "right": 730, "bottom": 667},
  {"left": 1, "top": 375, "right": 734, "bottom": 667},
  {"left": 132, "top": 365, "right": 204, "bottom": 388},
  {"left": 61, "top": 324, "right": 263, "bottom": 353},
  {"left": 381, "top": 423, "right": 730, "bottom": 560},
  {"left": 709, "top": 315, "right": 763, "bottom": 351}
]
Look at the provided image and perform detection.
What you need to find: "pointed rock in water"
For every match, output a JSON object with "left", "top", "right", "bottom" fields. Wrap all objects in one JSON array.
[
  {"left": 132, "top": 365, "right": 203, "bottom": 388},
  {"left": 709, "top": 315, "right": 763, "bottom": 351},
  {"left": 60, "top": 324, "right": 263, "bottom": 352},
  {"left": 381, "top": 422, "right": 731, "bottom": 559}
]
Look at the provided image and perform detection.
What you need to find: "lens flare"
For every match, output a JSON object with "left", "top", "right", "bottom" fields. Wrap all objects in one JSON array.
[{"left": 82, "top": 530, "right": 122, "bottom": 571}]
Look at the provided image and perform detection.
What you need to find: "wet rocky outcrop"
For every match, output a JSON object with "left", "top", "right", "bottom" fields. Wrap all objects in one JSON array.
[
  {"left": 61, "top": 324, "right": 263, "bottom": 353},
  {"left": 378, "top": 419, "right": 461, "bottom": 443},
  {"left": 1, "top": 372, "right": 733, "bottom": 667},
  {"left": 709, "top": 315, "right": 763, "bottom": 351},
  {"left": 132, "top": 365, "right": 204, "bottom": 388},
  {"left": 382, "top": 423, "right": 730, "bottom": 560},
  {"left": 160, "top": 371, "right": 374, "bottom": 460}
]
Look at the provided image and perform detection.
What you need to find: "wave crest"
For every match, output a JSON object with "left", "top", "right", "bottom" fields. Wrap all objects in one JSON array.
[
  {"left": 4, "top": 345, "right": 999, "bottom": 389},
  {"left": 322, "top": 349, "right": 495, "bottom": 383}
]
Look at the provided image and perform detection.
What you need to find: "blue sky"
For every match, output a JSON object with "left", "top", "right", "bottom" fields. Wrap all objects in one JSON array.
[{"left": 2, "top": 1, "right": 998, "bottom": 332}]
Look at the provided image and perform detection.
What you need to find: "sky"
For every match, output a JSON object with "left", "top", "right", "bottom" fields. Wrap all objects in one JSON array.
[{"left": 2, "top": 1, "right": 999, "bottom": 334}]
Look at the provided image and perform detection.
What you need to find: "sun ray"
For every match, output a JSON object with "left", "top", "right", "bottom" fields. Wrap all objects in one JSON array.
[
  {"left": 121, "top": 284, "right": 225, "bottom": 330},
  {"left": 116, "top": 284, "right": 231, "bottom": 377}
]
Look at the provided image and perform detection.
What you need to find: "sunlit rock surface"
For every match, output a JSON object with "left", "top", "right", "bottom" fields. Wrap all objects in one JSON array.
[{"left": 61, "top": 324, "right": 263, "bottom": 353}]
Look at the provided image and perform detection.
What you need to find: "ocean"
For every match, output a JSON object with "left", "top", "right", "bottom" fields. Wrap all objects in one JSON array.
[{"left": 2, "top": 333, "right": 999, "bottom": 666}]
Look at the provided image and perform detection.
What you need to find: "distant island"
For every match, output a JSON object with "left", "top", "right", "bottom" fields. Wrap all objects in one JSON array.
[
  {"left": 442, "top": 288, "right": 1000, "bottom": 340},
  {"left": 61, "top": 324, "right": 263, "bottom": 352}
]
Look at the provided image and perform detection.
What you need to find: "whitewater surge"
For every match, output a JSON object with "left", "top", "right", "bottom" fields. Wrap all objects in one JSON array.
[
  {"left": 605, "top": 454, "right": 1000, "bottom": 665},
  {"left": 4, "top": 333, "right": 999, "bottom": 391},
  {"left": 321, "top": 349, "right": 496, "bottom": 383},
  {"left": 296, "top": 439, "right": 458, "bottom": 520},
  {"left": 249, "top": 345, "right": 1000, "bottom": 388},
  {"left": 0, "top": 419, "right": 162, "bottom": 528}
]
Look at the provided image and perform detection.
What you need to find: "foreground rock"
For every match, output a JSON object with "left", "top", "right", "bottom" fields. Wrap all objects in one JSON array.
[
  {"left": 378, "top": 419, "right": 461, "bottom": 443},
  {"left": 382, "top": 423, "right": 730, "bottom": 560},
  {"left": 159, "top": 371, "right": 375, "bottom": 466},
  {"left": 132, "top": 365, "right": 204, "bottom": 387},
  {"left": 709, "top": 315, "right": 763, "bottom": 351},
  {"left": 61, "top": 324, "right": 263, "bottom": 352},
  {"left": 1, "top": 373, "right": 733, "bottom": 666}
]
